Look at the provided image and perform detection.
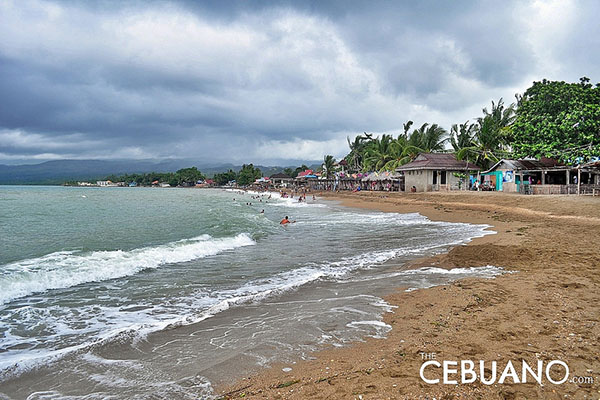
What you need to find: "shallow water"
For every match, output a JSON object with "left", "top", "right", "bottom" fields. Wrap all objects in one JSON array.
[{"left": 0, "top": 186, "right": 502, "bottom": 399}]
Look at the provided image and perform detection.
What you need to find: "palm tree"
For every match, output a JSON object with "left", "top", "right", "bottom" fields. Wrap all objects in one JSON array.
[
  {"left": 383, "top": 134, "right": 411, "bottom": 171},
  {"left": 456, "top": 99, "right": 516, "bottom": 169},
  {"left": 457, "top": 116, "right": 504, "bottom": 169},
  {"left": 482, "top": 98, "right": 516, "bottom": 149},
  {"left": 450, "top": 121, "right": 476, "bottom": 152},
  {"left": 402, "top": 120, "right": 414, "bottom": 137},
  {"left": 346, "top": 132, "right": 374, "bottom": 172},
  {"left": 363, "top": 134, "right": 394, "bottom": 171},
  {"left": 404, "top": 123, "right": 448, "bottom": 159},
  {"left": 322, "top": 155, "right": 336, "bottom": 178}
]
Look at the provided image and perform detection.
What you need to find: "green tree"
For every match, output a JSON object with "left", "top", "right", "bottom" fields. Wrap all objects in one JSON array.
[
  {"left": 512, "top": 77, "right": 600, "bottom": 162},
  {"left": 457, "top": 116, "right": 504, "bottom": 169},
  {"left": 363, "top": 134, "right": 395, "bottom": 171},
  {"left": 345, "top": 132, "right": 375, "bottom": 172},
  {"left": 293, "top": 164, "right": 309, "bottom": 177},
  {"left": 322, "top": 155, "right": 336, "bottom": 178},
  {"left": 175, "top": 167, "right": 205, "bottom": 186},
  {"left": 403, "top": 123, "right": 448, "bottom": 159},
  {"left": 482, "top": 98, "right": 516, "bottom": 149},
  {"left": 237, "top": 164, "right": 262, "bottom": 185},
  {"left": 455, "top": 99, "right": 515, "bottom": 169},
  {"left": 283, "top": 167, "right": 294, "bottom": 177},
  {"left": 403, "top": 120, "right": 414, "bottom": 137},
  {"left": 214, "top": 169, "right": 237, "bottom": 185},
  {"left": 450, "top": 121, "right": 476, "bottom": 152},
  {"left": 383, "top": 134, "right": 411, "bottom": 171}
]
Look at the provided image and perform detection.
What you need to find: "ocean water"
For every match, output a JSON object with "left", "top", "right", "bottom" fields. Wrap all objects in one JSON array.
[{"left": 0, "top": 186, "right": 502, "bottom": 399}]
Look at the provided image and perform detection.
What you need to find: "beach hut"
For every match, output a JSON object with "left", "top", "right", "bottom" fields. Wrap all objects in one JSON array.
[
  {"left": 359, "top": 171, "right": 403, "bottom": 191},
  {"left": 481, "top": 157, "right": 600, "bottom": 194},
  {"left": 396, "top": 153, "right": 479, "bottom": 192}
]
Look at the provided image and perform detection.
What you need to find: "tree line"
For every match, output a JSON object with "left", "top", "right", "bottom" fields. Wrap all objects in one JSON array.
[
  {"left": 213, "top": 164, "right": 262, "bottom": 185},
  {"left": 104, "top": 167, "right": 206, "bottom": 187},
  {"left": 333, "top": 77, "right": 600, "bottom": 173}
]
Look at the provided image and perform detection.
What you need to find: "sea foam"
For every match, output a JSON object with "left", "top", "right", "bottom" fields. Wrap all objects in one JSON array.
[{"left": 0, "top": 233, "right": 255, "bottom": 305}]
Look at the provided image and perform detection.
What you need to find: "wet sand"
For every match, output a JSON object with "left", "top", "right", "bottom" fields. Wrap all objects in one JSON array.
[{"left": 218, "top": 191, "right": 600, "bottom": 399}]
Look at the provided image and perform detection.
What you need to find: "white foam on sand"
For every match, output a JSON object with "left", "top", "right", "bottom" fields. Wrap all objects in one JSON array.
[
  {"left": 402, "top": 265, "right": 511, "bottom": 292},
  {"left": 346, "top": 320, "right": 393, "bottom": 339}
]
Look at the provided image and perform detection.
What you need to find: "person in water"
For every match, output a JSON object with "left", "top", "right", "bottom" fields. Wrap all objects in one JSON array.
[{"left": 280, "top": 216, "right": 295, "bottom": 225}]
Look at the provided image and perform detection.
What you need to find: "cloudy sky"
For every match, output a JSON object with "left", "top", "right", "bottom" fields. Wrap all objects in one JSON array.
[{"left": 1, "top": 0, "right": 599, "bottom": 165}]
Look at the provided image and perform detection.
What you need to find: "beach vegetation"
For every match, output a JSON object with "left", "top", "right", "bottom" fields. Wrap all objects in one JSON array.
[
  {"left": 104, "top": 167, "right": 206, "bottom": 187},
  {"left": 322, "top": 155, "right": 336, "bottom": 178},
  {"left": 363, "top": 134, "right": 396, "bottom": 171},
  {"left": 450, "top": 121, "right": 477, "bottom": 152},
  {"left": 345, "top": 132, "right": 373, "bottom": 171},
  {"left": 213, "top": 169, "right": 237, "bottom": 185},
  {"left": 455, "top": 98, "right": 516, "bottom": 169},
  {"left": 512, "top": 77, "right": 600, "bottom": 163},
  {"left": 404, "top": 123, "right": 449, "bottom": 157},
  {"left": 341, "top": 77, "right": 599, "bottom": 172},
  {"left": 236, "top": 164, "right": 262, "bottom": 185},
  {"left": 283, "top": 167, "right": 295, "bottom": 177}
]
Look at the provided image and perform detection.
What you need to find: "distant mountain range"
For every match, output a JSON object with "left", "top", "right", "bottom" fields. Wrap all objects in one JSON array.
[{"left": 0, "top": 160, "right": 320, "bottom": 185}]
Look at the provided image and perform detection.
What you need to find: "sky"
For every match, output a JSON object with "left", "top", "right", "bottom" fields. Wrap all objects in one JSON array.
[{"left": 1, "top": 0, "right": 599, "bottom": 166}]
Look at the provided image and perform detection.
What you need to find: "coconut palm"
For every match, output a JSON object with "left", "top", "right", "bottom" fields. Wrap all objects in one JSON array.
[
  {"left": 402, "top": 120, "right": 414, "bottom": 137},
  {"left": 450, "top": 121, "right": 476, "bottom": 152},
  {"left": 322, "top": 155, "right": 336, "bottom": 178},
  {"left": 456, "top": 99, "right": 516, "bottom": 169},
  {"left": 346, "top": 132, "right": 373, "bottom": 172},
  {"left": 403, "top": 123, "right": 448, "bottom": 159},
  {"left": 383, "top": 134, "right": 411, "bottom": 171},
  {"left": 363, "top": 134, "right": 394, "bottom": 171},
  {"left": 457, "top": 116, "right": 504, "bottom": 169},
  {"left": 482, "top": 98, "right": 516, "bottom": 149}
]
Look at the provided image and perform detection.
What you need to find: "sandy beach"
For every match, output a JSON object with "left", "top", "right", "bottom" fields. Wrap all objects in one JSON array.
[{"left": 218, "top": 191, "right": 600, "bottom": 399}]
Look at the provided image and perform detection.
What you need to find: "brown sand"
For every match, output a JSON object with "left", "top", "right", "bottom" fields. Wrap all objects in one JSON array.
[{"left": 218, "top": 192, "right": 600, "bottom": 399}]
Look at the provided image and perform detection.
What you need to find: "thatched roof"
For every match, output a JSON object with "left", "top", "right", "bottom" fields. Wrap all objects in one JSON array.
[{"left": 362, "top": 171, "right": 403, "bottom": 181}]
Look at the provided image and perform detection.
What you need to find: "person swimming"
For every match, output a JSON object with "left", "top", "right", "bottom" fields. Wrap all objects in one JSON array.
[{"left": 280, "top": 216, "right": 295, "bottom": 225}]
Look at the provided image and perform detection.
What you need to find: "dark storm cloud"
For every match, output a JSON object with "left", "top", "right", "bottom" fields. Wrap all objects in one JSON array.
[{"left": 0, "top": 0, "right": 599, "bottom": 164}]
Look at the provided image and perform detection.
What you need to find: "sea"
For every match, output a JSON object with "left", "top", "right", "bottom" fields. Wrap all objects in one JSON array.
[{"left": 0, "top": 186, "right": 504, "bottom": 399}]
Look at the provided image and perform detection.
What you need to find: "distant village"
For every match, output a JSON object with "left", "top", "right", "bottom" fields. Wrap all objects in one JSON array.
[{"left": 71, "top": 154, "right": 600, "bottom": 197}]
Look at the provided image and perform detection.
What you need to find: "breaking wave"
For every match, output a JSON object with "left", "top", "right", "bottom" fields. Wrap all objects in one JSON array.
[{"left": 0, "top": 233, "right": 256, "bottom": 304}]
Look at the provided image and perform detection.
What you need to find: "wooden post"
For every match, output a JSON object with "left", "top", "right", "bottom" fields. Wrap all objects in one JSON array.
[{"left": 577, "top": 168, "right": 581, "bottom": 195}]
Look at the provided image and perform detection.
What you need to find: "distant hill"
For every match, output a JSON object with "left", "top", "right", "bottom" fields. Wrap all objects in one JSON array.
[{"left": 0, "top": 160, "right": 321, "bottom": 185}]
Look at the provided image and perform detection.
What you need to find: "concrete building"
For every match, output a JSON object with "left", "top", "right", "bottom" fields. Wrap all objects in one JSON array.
[
  {"left": 270, "top": 173, "right": 293, "bottom": 187},
  {"left": 396, "top": 153, "right": 480, "bottom": 192},
  {"left": 96, "top": 180, "right": 117, "bottom": 187}
]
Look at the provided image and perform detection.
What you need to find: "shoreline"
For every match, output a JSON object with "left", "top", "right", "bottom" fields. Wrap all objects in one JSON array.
[{"left": 218, "top": 191, "right": 600, "bottom": 399}]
